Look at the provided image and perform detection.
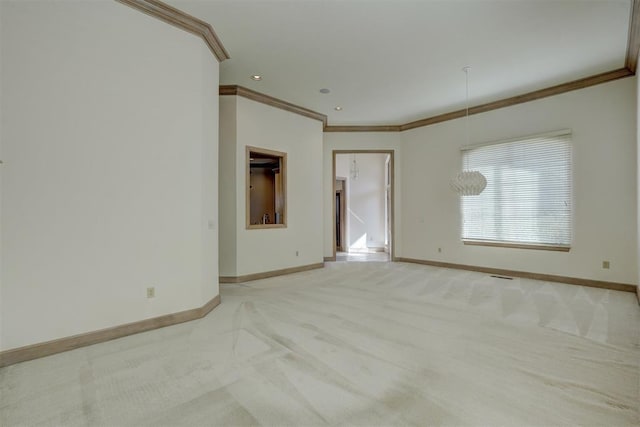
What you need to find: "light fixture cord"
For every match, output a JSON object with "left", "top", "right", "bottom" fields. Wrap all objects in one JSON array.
[
  {"left": 464, "top": 66, "right": 470, "bottom": 146},
  {"left": 351, "top": 153, "right": 358, "bottom": 179}
]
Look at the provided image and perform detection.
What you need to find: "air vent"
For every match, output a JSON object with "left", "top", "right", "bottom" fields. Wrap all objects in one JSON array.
[{"left": 490, "top": 275, "right": 513, "bottom": 280}]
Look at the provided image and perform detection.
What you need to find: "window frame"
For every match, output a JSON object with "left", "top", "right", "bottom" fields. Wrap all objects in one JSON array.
[
  {"left": 246, "top": 146, "right": 287, "bottom": 230},
  {"left": 459, "top": 130, "right": 573, "bottom": 252}
]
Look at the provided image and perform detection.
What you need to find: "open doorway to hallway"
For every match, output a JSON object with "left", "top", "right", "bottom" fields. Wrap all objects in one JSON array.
[{"left": 333, "top": 150, "right": 394, "bottom": 262}]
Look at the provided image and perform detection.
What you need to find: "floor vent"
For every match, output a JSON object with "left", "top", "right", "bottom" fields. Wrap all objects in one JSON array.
[{"left": 490, "top": 275, "right": 514, "bottom": 280}]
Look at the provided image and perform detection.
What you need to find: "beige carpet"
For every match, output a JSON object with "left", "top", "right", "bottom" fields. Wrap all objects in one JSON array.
[{"left": 1, "top": 261, "right": 638, "bottom": 426}]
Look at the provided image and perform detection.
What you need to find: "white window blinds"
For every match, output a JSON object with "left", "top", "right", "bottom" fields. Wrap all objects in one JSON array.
[{"left": 461, "top": 131, "right": 572, "bottom": 248}]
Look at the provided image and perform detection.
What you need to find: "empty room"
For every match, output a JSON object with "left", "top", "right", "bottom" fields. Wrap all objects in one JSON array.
[{"left": 1, "top": 0, "right": 639, "bottom": 425}]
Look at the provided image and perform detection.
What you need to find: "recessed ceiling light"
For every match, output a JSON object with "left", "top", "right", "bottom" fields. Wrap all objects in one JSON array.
[
  {"left": 334, "top": 106, "right": 343, "bottom": 111},
  {"left": 319, "top": 88, "right": 330, "bottom": 94},
  {"left": 251, "top": 75, "right": 262, "bottom": 81}
]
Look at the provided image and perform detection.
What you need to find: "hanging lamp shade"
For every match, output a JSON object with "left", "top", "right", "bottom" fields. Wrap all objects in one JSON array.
[
  {"left": 450, "top": 66, "right": 487, "bottom": 197},
  {"left": 450, "top": 170, "right": 487, "bottom": 196}
]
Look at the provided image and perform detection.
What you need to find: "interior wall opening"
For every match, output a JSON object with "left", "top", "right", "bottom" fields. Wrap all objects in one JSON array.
[
  {"left": 332, "top": 150, "right": 394, "bottom": 262},
  {"left": 246, "top": 146, "right": 287, "bottom": 229}
]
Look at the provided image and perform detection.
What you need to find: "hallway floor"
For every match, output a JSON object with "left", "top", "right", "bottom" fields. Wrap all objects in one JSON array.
[
  {"left": 1, "top": 262, "right": 638, "bottom": 426},
  {"left": 336, "top": 251, "right": 390, "bottom": 262}
]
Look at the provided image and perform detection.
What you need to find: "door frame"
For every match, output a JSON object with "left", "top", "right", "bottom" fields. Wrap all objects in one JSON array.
[
  {"left": 335, "top": 178, "right": 347, "bottom": 252},
  {"left": 385, "top": 155, "right": 391, "bottom": 253},
  {"left": 331, "top": 149, "right": 395, "bottom": 261}
]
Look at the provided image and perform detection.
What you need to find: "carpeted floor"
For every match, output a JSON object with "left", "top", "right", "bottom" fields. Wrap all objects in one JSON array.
[{"left": 1, "top": 261, "right": 638, "bottom": 426}]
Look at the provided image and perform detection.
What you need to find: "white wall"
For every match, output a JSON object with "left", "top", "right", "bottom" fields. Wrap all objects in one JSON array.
[
  {"left": 200, "top": 32, "right": 220, "bottom": 305},
  {"left": 400, "top": 77, "right": 638, "bottom": 284},
  {"left": 335, "top": 153, "right": 386, "bottom": 250},
  {"left": 0, "top": 0, "right": 220, "bottom": 351},
  {"left": 0, "top": 0, "right": 4, "bottom": 350},
  {"left": 219, "top": 96, "right": 324, "bottom": 276},
  {"left": 336, "top": 155, "right": 351, "bottom": 180},
  {"left": 218, "top": 96, "right": 237, "bottom": 277},
  {"left": 323, "top": 133, "right": 402, "bottom": 258},
  {"left": 637, "top": 75, "right": 640, "bottom": 297}
]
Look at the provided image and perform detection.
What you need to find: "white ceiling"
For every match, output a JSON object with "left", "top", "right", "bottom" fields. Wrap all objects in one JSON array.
[{"left": 171, "top": 0, "right": 631, "bottom": 126}]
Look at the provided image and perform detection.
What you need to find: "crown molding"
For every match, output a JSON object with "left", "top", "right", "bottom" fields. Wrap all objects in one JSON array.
[
  {"left": 116, "top": 0, "right": 230, "bottom": 62},
  {"left": 326, "top": 68, "right": 632, "bottom": 133},
  {"left": 327, "top": 2, "right": 639, "bottom": 133},
  {"left": 223, "top": 67, "right": 633, "bottom": 134},
  {"left": 324, "top": 125, "right": 401, "bottom": 132},
  {"left": 399, "top": 68, "right": 633, "bottom": 131},
  {"left": 118, "top": 0, "right": 637, "bottom": 132},
  {"left": 220, "top": 85, "right": 328, "bottom": 127}
]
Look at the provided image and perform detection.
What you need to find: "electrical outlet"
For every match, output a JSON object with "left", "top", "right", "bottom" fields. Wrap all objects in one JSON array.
[
  {"left": 602, "top": 261, "right": 610, "bottom": 269},
  {"left": 147, "top": 287, "right": 155, "bottom": 298},
  {"left": 438, "top": 247, "right": 442, "bottom": 253},
  {"left": 295, "top": 250, "right": 299, "bottom": 257}
]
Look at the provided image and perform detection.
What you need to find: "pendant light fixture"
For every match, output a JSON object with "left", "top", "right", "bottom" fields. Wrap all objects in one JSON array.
[{"left": 450, "top": 66, "right": 487, "bottom": 196}]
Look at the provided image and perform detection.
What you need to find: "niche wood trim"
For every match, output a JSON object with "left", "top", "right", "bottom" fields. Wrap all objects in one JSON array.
[
  {"left": 117, "top": 0, "right": 230, "bottom": 62},
  {"left": 627, "top": 0, "right": 640, "bottom": 72},
  {"left": 246, "top": 146, "right": 287, "bottom": 229}
]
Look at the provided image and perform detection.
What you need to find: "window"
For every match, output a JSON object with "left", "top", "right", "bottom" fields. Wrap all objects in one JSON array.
[
  {"left": 460, "top": 130, "right": 572, "bottom": 250},
  {"left": 246, "top": 146, "right": 286, "bottom": 229}
]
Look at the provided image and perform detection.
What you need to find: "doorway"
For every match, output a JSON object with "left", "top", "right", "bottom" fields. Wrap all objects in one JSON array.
[{"left": 332, "top": 150, "right": 394, "bottom": 262}]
